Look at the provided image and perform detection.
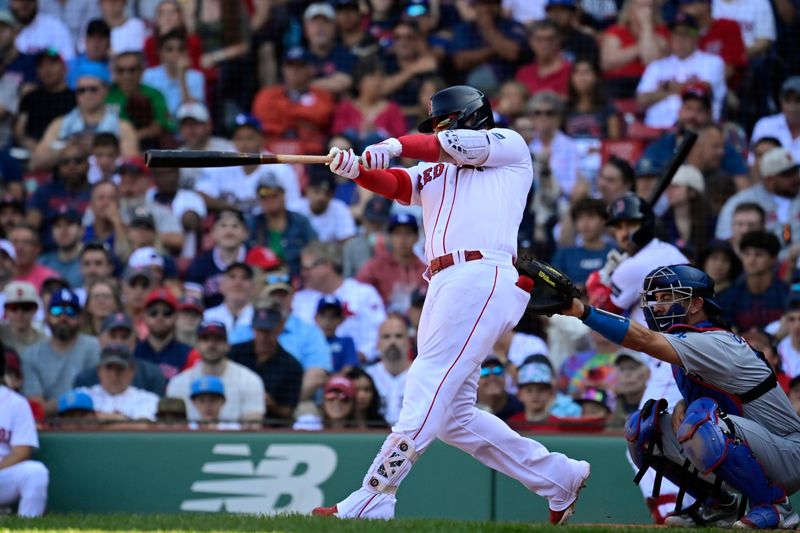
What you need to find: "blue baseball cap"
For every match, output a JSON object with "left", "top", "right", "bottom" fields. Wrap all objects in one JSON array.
[
  {"left": 74, "top": 61, "right": 111, "bottom": 85},
  {"left": 231, "top": 113, "right": 263, "bottom": 135},
  {"left": 58, "top": 390, "right": 94, "bottom": 414},
  {"left": 252, "top": 302, "right": 284, "bottom": 330},
  {"left": 49, "top": 287, "right": 81, "bottom": 312},
  {"left": 388, "top": 213, "right": 418, "bottom": 232},
  {"left": 316, "top": 295, "right": 343, "bottom": 315},
  {"left": 546, "top": 0, "right": 577, "bottom": 9},
  {"left": 197, "top": 320, "right": 227, "bottom": 339},
  {"left": 284, "top": 46, "right": 315, "bottom": 64},
  {"left": 190, "top": 376, "right": 226, "bottom": 398}
]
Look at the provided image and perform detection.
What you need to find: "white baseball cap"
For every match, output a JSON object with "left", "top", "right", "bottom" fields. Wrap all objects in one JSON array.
[
  {"left": 3, "top": 281, "right": 37, "bottom": 304},
  {"left": 670, "top": 164, "right": 705, "bottom": 194},
  {"left": 176, "top": 102, "right": 210, "bottom": 123},
  {"left": 128, "top": 246, "right": 164, "bottom": 269},
  {"left": 760, "top": 147, "right": 799, "bottom": 178},
  {"left": 304, "top": 2, "right": 336, "bottom": 20},
  {"left": 0, "top": 238, "right": 16, "bottom": 262}
]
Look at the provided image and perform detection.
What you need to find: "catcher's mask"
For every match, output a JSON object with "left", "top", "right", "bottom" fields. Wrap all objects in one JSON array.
[{"left": 640, "top": 265, "right": 722, "bottom": 332}]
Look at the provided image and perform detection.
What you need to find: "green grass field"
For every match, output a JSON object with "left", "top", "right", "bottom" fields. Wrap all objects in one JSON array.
[{"left": 0, "top": 514, "right": 725, "bottom": 533}]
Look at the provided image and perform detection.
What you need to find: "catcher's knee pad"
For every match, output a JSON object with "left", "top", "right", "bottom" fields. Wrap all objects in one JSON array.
[
  {"left": 363, "top": 433, "right": 419, "bottom": 495},
  {"left": 678, "top": 397, "right": 785, "bottom": 506},
  {"left": 625, "top": 398, "right": 669, "bottom": 470}
]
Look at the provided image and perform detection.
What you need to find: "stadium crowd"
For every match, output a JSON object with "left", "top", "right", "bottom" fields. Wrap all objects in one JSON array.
[{"left": 0, "top": 0, "right": 798, "bottom": 447}]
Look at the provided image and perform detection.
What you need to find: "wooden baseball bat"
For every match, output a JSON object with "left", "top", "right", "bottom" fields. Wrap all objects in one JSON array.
[
  {"left": 646, "top": 130, "right": 698, "bottom": 207},
  {"left": 145, "top": 150, "right": 333, "bottom": 168}
]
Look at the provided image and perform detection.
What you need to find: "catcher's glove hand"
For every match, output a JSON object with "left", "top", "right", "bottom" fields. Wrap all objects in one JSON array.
[{"left": 516, "top": 258, "right": 581, "bottom": 316}]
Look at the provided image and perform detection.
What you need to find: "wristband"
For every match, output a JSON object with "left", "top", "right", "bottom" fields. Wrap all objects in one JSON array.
[{"left": 581, "top": 305, "right": 630, "bottom": 345}]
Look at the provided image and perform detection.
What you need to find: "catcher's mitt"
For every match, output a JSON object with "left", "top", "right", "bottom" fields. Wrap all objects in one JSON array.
[{"left": 516, "top": 258, "right": 581, "bottom": 316}]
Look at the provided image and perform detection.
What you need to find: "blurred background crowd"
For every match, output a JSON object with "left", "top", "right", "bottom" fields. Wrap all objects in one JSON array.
[{"left": 0, "top": 0, "right": 799, "bottom": 434}]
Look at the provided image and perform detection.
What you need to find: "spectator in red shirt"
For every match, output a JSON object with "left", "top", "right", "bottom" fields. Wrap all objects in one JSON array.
[
  {"left": 143, "top": 0, "right": 203, "bottom": 69},
  {"left": 677, "top": 0, "right": 747, "bottom": 88},
  {"left": 515, "top": 20, "right": 572, "bottom": 99},
  {"left": 356, "top": 213, "right": 426, "bottom": 313}
]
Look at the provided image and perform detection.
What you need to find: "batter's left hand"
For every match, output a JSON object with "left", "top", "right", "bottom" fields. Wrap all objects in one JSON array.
[
  {"left": 328, "top": 147, "right": 360, "bottom": 179},
  {"left": 362, "top": 138, "right": 402, "bottom": 170}
]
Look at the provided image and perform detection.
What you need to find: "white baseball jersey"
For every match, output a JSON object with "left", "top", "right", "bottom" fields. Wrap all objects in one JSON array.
[
  {"left": 293, "top": 278, "right": 387, "bottom": 360},
  {"left": 80, "top": 385, "right": 160, "bottom": 421},
  {"left": 713, "top": 0, "right": 776, "bottom": 46},
  {"left": 366, "top": 363, "right": 408, "bottom": 426},
  {"left": 403, "top": 128, "right": 533, "bottom": 263},
  {"left": 0, "top": 385, "right": 38, "bottom": 459},
  {"left": 751, "top": 113, "right": 800, "bottom": 163},
  {"left": 293, "top": 198, "right": 357, "bottom": 242},
  {"left": 196, "top": 162, "right": 301, "bottom": 214},
  {"left": 778, "top": 336, "right": 800, "bottom": 378},
  {"left": 637, "top": 51, "right": 727, "bottom": 128}
]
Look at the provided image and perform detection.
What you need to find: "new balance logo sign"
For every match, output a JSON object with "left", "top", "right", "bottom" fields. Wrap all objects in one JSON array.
[{"left": 180, "top": 443, "right": 337, "bottom": 514}]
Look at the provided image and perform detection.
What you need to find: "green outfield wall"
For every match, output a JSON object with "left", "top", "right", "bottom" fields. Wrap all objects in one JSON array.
[{"left": 36, "top": 432, "right": 656, "bottom": 523}]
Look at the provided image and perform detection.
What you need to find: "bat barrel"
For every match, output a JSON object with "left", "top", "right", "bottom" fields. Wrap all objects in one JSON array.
[{"left": 145, "top": 150, "right": 264, "bottom": 168}]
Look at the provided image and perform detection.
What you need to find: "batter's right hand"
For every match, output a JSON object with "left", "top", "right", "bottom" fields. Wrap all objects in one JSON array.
[
  {"left": 362, "top": 138, "right": 402, "bottom": 170},
  {"left": 328, "top": 147, "right": 360, "bottom": 179}
]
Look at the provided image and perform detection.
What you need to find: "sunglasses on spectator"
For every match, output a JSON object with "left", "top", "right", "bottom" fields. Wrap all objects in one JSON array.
[
  {"left": 257, "top": 187, "right": 281, "bottom": 199},
  {"left": 266, "top": 273, "right": 291, "bottom": 285},
  {"left": 59, "top": 156, "right": 86, "bottom": 166},
  {"left": 532, "top": 109, "right": 556, "bottom": 117},
  {"left": 146, "top": 307, "right": 174, "bottom": 318},
  {"left": 50, "top": 305, "right": 78, "bottom": 317},
  {"left": 76, "top": 85, "right": 102, "bottom": 95},
  {"left": 324, "top": 391, "right": 353, "bottom": 402},
  {"left": 480, "top": 366, "right": 504, "bottom": 378},
  {"left": 6, "top": 302, "right": 37, "bottom": 313},
  {"left": 301, "top": 259, "right": 325, "bottom": 270},
  {"left": 115, "top": 66, "right": 141, "bottom": 74}
]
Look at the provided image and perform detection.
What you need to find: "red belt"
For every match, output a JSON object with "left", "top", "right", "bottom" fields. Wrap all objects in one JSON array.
[{"left": 429, "top": 250, "right": 483, "bottom": 276}]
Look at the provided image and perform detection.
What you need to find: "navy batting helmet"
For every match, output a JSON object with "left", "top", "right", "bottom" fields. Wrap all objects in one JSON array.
[
  {"left": 418, "top": 85, "right": 494, "bottom": 133},
  {"left": 640, "top": 264, "right": 723, "bottom": 332},
  {"left": 606, "top": 193, "right": 655, "bottom": 249}
]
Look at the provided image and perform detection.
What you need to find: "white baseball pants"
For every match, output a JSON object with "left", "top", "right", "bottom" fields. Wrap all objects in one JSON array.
[{"left": 0, "top": 460, "right": 49, "bottom": 516}]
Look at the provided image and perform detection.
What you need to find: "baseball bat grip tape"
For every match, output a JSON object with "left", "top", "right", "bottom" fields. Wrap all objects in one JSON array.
[{"left": 144, "top": 150, "right": 333, "bottom": 168}]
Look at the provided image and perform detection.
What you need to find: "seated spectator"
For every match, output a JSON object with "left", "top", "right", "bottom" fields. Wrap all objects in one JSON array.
[
  {"left": 599, "top": 0, "right": 668, "bottom": 99},
  {"left": 508, "top": 354, "right": 578, "bottom": 430},
  {"left": 121, "top": 266, "right": 154, "bottom": 338},
  {"left": 316, "top": 296, "right": 359, "bottom": 373},
  {"left": 320, "top": 375, "right": 356, "bottom": 429},
  {"left": 343, "top": 196, "right": 392, "bottom": 278},
  {"left": 228, "top": 302, "right": 304, "bottom": 423},
  {"left": 55, "top": 390, "right": 96, "bottom": 425},
  {"left": 135, "top": 288, "right": 191, "bottom": 380},
  {"left": 21, "top": 288, "right": 100, "bottom": 416},
  {"left": 66, "top": 19, "right": 111, "bottom": 90},
  {"left": 345, "top": 367, "right": 388, "bottom": 429},
  {"left": 546, "top": 0, "right": 599, "bottom": 65},
  {"left": 87, "top": 132, "right": 120, "bottom": 184},
  {"left": 203, "top": 263, "right": 255, "bottom": 345},
  {"left": 143, "top": 0, "right": 203, "bottom": 69},
  {"left": 608, "top": 352, "right": 648, "bottom": 427},
  {"left": 751, "top": 77, "right": 800, "bottom": 162},
  {"left": 379, "top": 20, "right": 439, "bottom": 117},
  {"left": 155, "top": 396, "right": 187, "bottom": 426},
  {"left": 107, "top": 51, "right": 171, "bottom": 150},
  {"left": 450, "top": 0, "right": 527, "bottom": 95},
  {"left": 251, "top": 46, "right": 335, "bottom": 156},
  {"left": 302, "top": 3, "right": 358, "bottom": 97},
  {"left": 16, "top": 49, "right": 76, "bottom": 156},
  {"left": 175, "top": 294, "right": 204, "bottom": 346},
  {"left": 565, "top": 59, "right": 621, "bottom": 141},
  {"left": 10, "top": 225, "right": 58, "bottom": 293},
  {"left": 698, "top": 239, "right": 741, "bottom": 294},
  {"left": 74, "top": 241, "right": 115, "bottom": 304},
  {"left": 188, "top": 376, "right": 240, "bottom": 430},
  {"left": 196, "top": 114, "right": 301, "bottom": 215},
  {"left": 295, "top": 169, "right": 356, "bottom": 243},
  {"left": 142, "top": 29, "right": 205, "bottom": 116},
  {"left": 356, "top": 213, "right": 426, "bottom": 312},
  {"left": 77, "top": 343, "right": 159, "bottom": 422},
  {"left": 366, "top": 314, "right": 411, "bottom": 425},
  {"left": 477, "top": 356, "right": 523, "bottom": 422},
  {"left": 31, "top": 66, "right": 139, "bottom": 172},
  {"left": 166, "top": 321, "right": 265, "bottom": 424},
  {"left": 249, "top": 176, "right": 317, "bottom": 277},
  {"left": 742, "top": 328, "right": 790, "bottom": 392},
  {"left": 39, "top": 207, "right": 83, "bottom": 287},
  {"left": 82, "top": 181, "right": 130, "bottom": 259},
  {"left": 0, "top": 281, "right": 46, "bottom": 354},
  {"left": 515, "top": 20, "right": 572, "bottom": 98},
  {"left": 146, "top": 166, "right": 206, "bottom": 259},
  {"left": 0, "top": 197, "right": 25, "bottom": 239},
  {"left": 258, "top": 276, "right": 333, "bottom": 401},
  {"left": 575, "top": 387, "right": 612, "bottom": 418},
  {"left": 0, "top": 349, "right": 49, "bottom": 517},
  {"left": 332, "top": 0, "right": 379, "bottom": 63},
  {"left": 332, "top": 63, "right": 406, "bottom": 151},
  {"left": 551, "top": 199, "right": 614, "bottom": 290},
  {"left": 11, "top": 0, "right": 74, "bottom": 60},
  {"left": 778, "top": 295, "right": 800, "bottom": 378},
  {"left": 99, "top": 0, "right": 146, "bottom": 54},
  {"left": 712, "top": 0, "right": 775, "bottom": 61},
  {"left": 244, "top": 247, "right": 283, "bottom": 297},
  {"left": 492, "top": 80, "right": 529, "bottom": 128},
  {"left": 661, "top": 164, "right": 714, "bottom": 260},
  {"left": 597, "top": 156, "right": 635, "bottom": 204},
  {"left": 636, "top": 13, "right": 726, "bottom": 129},
  {"left": 175, "top": 102, "right": 234, "bottom": 189},
  {"left": 718, "top": 230, "right": 788, "bottom": 332},
  {"left": 293, "top": 242, "right": 386, "bottom": 361}
]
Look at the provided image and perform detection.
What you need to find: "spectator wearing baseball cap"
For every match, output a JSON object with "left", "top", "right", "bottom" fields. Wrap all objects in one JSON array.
[
  {"left": 356, "top": 213, "right": 426, "bottom": 312},
  {"left": 188, "top": 376, "right": 240, "bottom": 429},
  {"left": 507, "top": 355, "right": 565, "bottom": 431},
  {"left": 126, "top": 244, "right": 181, "bottom": 294},
  {"left": 0, "top": 196, "right": 25, "bottom": 238},
  {"left": 66, "top": 19, "right": 111, "bottom": 90},
  {"left": 0, "top": 281, "right": 46, "bottom": 354},
  {"left": 135, "top": 288, "right": 192, "bottom": 381},
  {"left": 545, "top": 0, "right": 599, "bottom": 66},
  {"left": 167, "top": 320, "right": 266, "bottom": 425},
  {"left": 676, "top": 0, "right": 746, "bottom": 83},
  {"left": 39, "top": 206, "right": 83, "bottom": 288},
  {"left": 57, "top": 390, "right": 95, "bottom": 418},
  {"left": 203, "top": 262, "right": 256, "bottom": 344},
  {"left": 120, "top": 265, "right": 154, "bottom": 337},
  {"left": 175, "top": 295, "right": 205, "bottom": 347},
  {"left": 174, "top": 100, "right": 236, "bottom": 189},
  {"left": 321, "top": 375, "right": 357, "bottom": 429},
  {"left": 245, "top": 246, "right": 282, "bottom": 296},
  {"left": 229, "top": 300, "right": 304, "bottom": 424},
  {"left": 142, "top": 29, "right": 205, "bottom": 116},
  {"left": 250, "top": 174, "right": 318, "bottom": 277},
  {"left": 660, "top": 164, "right": 714, "bottom": 257},
  {"left": 294, "top": 166, "right": 357, "bottom": 243},
  {"left": 343, "top": 196, "right": 393, "bottom": 278},
  {"left": 23, "top": 288, "right": 102, "bottom": 416},
  {"left": 576, "top": 387, "right": 612, "bottom": 417},
  {"left": 315, "top": 295, "right": 358, "bottom": 373},
  {"left": 751, "top": 76, "right": 800, "bottom": 163},
  {"left": 475, "top": 357, "right": 523, "bottom": 422}
]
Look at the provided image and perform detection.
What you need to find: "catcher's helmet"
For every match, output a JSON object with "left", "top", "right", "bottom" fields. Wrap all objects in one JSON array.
[
  {"left": 640, "top": 264, "right": 723, "bottom": 332},
  {"left": 606, "top": 193, "right": 655, "bottom": 249},
  {"left": 418, "top": 85, "right": 494, "bottom": 133}
]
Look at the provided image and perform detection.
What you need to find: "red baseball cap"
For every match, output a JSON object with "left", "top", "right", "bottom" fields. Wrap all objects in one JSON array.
[
  {"left": 246, "top": 246, "right": 282, "bottom": 270},
  {"left": 324, "top": 376, "right": 355, "bottom": 399},
  {"left": 681, "top": 81, "right": 712, "bottom": 109},
  {"left": 145, "top": 288, "right": 178, "bottom": 310}
]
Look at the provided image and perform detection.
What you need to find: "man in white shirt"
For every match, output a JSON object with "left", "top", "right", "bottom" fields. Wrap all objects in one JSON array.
[
  {"left": 0, "top": 350, "right": 48, "bottom": 517},
  {"left": 78, "top": 343, "right": 159, "bottom": 421},
  {"left": 751, "top": 77, "right": 800, "bottom": 162},
  {"left": 11, "top": 0, "right": 75, "bottom": 60},
  {"left": 175, "top": 102, "right": 235, "bottom": 189},
  {"left": 366, "top": 315, "right": 410, "bottom": 425},
  {"left": 203, "top": 263, "right": 255, "bottom": 345},
  {"left": 167, "top": 320, "right": 265, "bottom": 424},
  {"left": 637, "top": 13, "right": 726, "bottom": 128},
  {"left": 294, "top": 168, "right": 356, "bottom": 242},
  {"left": 292, "top": 241, "right": 386, "bottom": 361}
]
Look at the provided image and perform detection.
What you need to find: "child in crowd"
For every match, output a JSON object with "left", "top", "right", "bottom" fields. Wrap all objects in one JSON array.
[{"left": 315, "top": 295, "right": 358, "bottom": 373}]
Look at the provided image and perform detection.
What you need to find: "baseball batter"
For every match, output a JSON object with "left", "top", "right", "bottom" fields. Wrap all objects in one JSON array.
[
  {"left": 559, "top": 264, "right": 800, "bottom": 529},
  {"left": 0, "top": 350, "right": 49, "bottom": 516},
  {"left": 313, "top": 85, "right": 590, "bottom": 521}
]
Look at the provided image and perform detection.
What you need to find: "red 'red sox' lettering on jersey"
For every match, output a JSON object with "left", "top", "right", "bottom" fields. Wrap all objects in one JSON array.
[
  {"left": 0, "top": 427, "right": 11, "bottom": 444},
  {"left": 417, "top": 163, "right": 446, "bottom": 192}
]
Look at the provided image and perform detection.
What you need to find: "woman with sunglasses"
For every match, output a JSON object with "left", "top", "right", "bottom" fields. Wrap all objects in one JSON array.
[{"left": 80, "top": 278, "right": 123, "bottom": 336}]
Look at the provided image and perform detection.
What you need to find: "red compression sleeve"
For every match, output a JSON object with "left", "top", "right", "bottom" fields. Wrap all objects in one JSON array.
[
  {"left": 354, "top": 167, "right": 413, "bottom": 204},
  {"left": 398, "top": 134, "right": 441, "bottom": 162}
]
